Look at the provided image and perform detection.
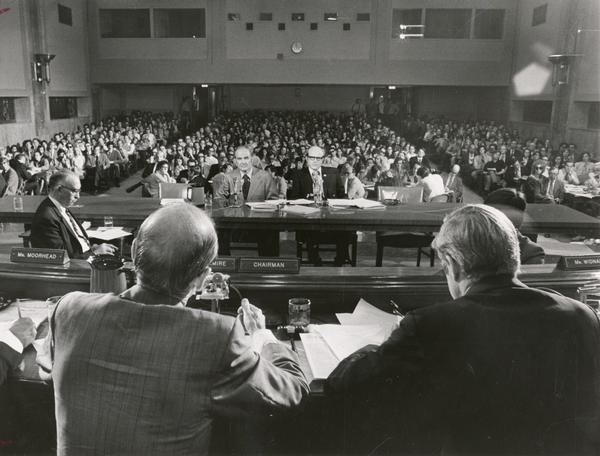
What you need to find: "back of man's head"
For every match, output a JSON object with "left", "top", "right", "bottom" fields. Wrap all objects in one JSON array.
[
  {"left": 484, "top": 188, "right": 526, "bottom": 229},
  {"left": 432, "top": 204, "right": 520, "bottom": 281},
  {"left": 133, "top": 204, "right": 218, "bottom": 299}
]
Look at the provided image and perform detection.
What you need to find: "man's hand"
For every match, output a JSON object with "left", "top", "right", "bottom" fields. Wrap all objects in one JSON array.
[
  {"left": 9, "top": 317, "right": 36, "bottom": 349},
  {"left": 237, "top": 298, "right": 265, "bottom": 335},
  {"left": 92, "top": 243, "right": 118, "bottom": 255}
]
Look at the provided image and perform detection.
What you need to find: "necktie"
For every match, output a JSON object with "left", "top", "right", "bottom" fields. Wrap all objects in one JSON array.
[
  {"left": 242, "top": 173, "right": 250, "bottom": 200},
  {"left": 547, "top": 180, "right": 554, "bottom": 197},
  {"left": 447, "top": 174, "right": 454, "bottom": 188},
  {"left": 66, "top": 209, "right": 91, "bottom": 252}
]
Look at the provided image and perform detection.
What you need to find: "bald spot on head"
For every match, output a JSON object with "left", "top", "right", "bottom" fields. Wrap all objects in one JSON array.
[{"left": 134, "top": 204, "right": 218, "bottom": 298}]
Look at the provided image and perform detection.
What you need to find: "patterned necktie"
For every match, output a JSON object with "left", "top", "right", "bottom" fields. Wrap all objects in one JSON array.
[
  {"left": 66, "top": 209, "right": 91, "bottom": 251},
  {"left": 242, "top": 174, "right": 250, "bottom": 200}
]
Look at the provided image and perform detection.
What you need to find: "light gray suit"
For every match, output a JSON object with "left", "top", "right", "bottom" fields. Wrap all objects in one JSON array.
[
  {"left": 49, "top": 291, "right": 308, "bottom": 455},
  {"left": 216, "top": 167, "right": 277, "bottom": 202}
]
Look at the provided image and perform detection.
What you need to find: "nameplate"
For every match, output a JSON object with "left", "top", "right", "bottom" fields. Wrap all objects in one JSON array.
[
  {"left": 210, "top": 257, "right": 238, "bottom": 273},
  {"left": 10, "top": 248, "right": 69, "bottom": 265},
  {"left": 558, "top": 255, "right": 600, "bottom": 270},
  {"left": 238, "top": 258, "right": 300, "bottom": 274}
]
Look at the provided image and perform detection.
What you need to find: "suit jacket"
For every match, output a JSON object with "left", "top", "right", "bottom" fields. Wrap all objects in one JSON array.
[
  {"left": 30, "top": 197, "right": 91, "bottom": 259},
  {"left": 540, "top": 178, "right": 565, "bottom": 202},
  {"left": 49, "top": 290, "right": 308, "bottom": 455},
  {"left": 441, "top": 172, "right": 464, "bottom": 202},
  {"left": 289, "top": 167, "right": 344, "bottom": 200},
  {"left": 216, "top": 167, "right": 277, "bottom": 202},
  {"left": 524, "top": 175, "right": 552, "bottom": 203},
  {"left": 0, "top": 341, "right": 20, "bottom": 385},
  {"left": 327, "top": 276, "right": 600, "bottom": 455},
  {"left": 408, "top": 156, "right": 430, "bottom": 171},
  {"left": 1, "top": 167, "right": 20, "bottom": 196}
]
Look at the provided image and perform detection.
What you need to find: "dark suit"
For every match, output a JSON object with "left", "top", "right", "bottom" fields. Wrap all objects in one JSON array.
[
  {"left": 289, "top": 167, "right": 344, "bottom": 200},
  {"left": 30, "top": 197, "right": 91, "bottom": 259},
  {"left": 0, "top": 341, "right": 20, "bottom": 385},
  {"left": 50, "top": 291, "right": 308, "bottom": 455},
  {"left": 327, "top": 276, "right": 600, "bottom": 454},
  {"left": 290, "top": 167, "right": 349, "bottom": 265}
]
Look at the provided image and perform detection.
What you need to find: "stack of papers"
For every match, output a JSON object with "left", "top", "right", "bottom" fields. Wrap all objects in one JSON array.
[
  {"left": 160, "top": 198, "right": 186, "bottom": 206},
  {"left": 87, "top": 227, "right": 132, "bottom": 241},
  {"left": 287, "top": 198, "right": 315, "bottom": 205},
  {"left": 327, "top": 198, "right": 385, "bottom": 209},
  {"left": 300, "top": 299, "right": 401, "bottom": 379},
  {"left": 0, "top": 300, "right": 48, "bottom": 328},
  {"left": 282, "top": 205, "right": 320, "bottom": 215}
]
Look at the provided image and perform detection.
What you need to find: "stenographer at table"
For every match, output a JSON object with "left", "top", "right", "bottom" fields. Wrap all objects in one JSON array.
[
  {"left": 37, "top": 203, "right": 308, "bottom": 455},
  {"left": 30, "top": 170, "right": 118, "bottom": 259},
  {"left": 326, "top": 204, "right": 600, "bottom": 455}
]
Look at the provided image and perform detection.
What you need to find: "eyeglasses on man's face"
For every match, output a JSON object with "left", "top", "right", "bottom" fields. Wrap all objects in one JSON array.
[{"left": 307, "top": 155, "right": 323, "bottom": 161}]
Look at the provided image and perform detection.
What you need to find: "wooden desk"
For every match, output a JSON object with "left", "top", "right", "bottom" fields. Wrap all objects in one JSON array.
[{"left": 1, "top": 196, "right": 599, "bottom": 236}]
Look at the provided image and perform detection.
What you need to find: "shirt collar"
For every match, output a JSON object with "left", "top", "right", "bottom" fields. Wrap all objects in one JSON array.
[
  {"left": 49, "top": 195, "right": 67, "bottom": 214},
  {"left": 241, "top": 167, "right": 253, "bottom": 179},
  {"left": 466, "top": 274, "right": 527, "bottom": 296}
]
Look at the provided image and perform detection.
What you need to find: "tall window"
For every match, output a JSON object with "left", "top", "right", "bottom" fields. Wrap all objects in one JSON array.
[
  {"left": 58, "top": 4, "right": 72, "bottom": 26},
  {"left": 50, "top": 97, "right": 78, "bottom": 120},
  {"left": 522, "top": 101, "right": 552, "bottom": 124},
  {"left": 99, "top": 9, "right": 150, "bottom": 38},
  {"left": 0, "top": 98, "right": 16, "bottom": 124},
  {"left": 532, "top": 4, "right": 547, "bottom": 26},
  {"left": 425, "top": 9, "right": 471, "bottom": 39},
  {"left": 473, "top": 9, "right": 504, "bottom": 39},
  {"left": 391, "top": 9, "right": 422, "bottom": 38},
  {"left": 154, "top": 9, "right": 206, "bottom": 38}
]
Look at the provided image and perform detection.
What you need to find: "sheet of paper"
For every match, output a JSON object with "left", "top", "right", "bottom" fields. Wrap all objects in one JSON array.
[
  {"left": 287, "top": 198, "right": 315, "bottom": 205},
  {"left": 0, "top": 300, "right": 48, "bottom": 327},
  {"left": 314, "top": 324, "right": 389, "bottom": 361},
  {"left": 327, "top": 198, "right": 385, "bottom": 209},
  {"left": 282, "top": 205, "right": 320, "bottom": 215},
  {"left": 300, "top": 332, "right": 340, "bottom": 379},
  {"left": 87, "top": 227, "right": 132, "bottom": 241},
  {"left": 246, "top": 202, "right": 278, "bottom": 211},
  {"left": 160, "top": 198, "right": 186, "bottom": 206}
]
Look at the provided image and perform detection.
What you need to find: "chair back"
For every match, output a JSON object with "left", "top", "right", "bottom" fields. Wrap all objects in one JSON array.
[
  {"left": 189, "top": 186, "right": 205, "bottom": 205},
  {"left": 159, "top": 183, "right": 190, "bottom": 200},
  {"left": 377, "top": 186, "right": 423, "bottom": 203},
  {"left": 429, "top": 192, "right": 451, "bottom": 203}
]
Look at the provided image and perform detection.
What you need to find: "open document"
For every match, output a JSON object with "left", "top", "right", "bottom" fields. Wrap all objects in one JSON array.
[
  {"left": 300, "top": 299, "right": 401, "bottom": 379},
  {"left": 327, "top": 198, "right": 384, "bottom": 209}
]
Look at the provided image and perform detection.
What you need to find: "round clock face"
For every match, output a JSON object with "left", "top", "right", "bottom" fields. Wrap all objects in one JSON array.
[{"left": 291, "top": 41, "right": 303, "bottom": 54}]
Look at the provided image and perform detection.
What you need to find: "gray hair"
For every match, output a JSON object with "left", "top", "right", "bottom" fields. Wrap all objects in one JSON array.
[
  {"left": 133, "top": 204, "right": 218, "bottom": 299},
  {"left": 49, "top": 170, "right": 78, "bottom": 191},
  {"left": 432, "top": 204, "right": 520, "bottom": 281}
]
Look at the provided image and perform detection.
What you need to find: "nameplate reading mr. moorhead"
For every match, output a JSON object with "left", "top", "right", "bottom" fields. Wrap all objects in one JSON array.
[
  {"left": 10, "top": 247, "right": 69, "bottom": 265},
  {"left": 238, "top": 258, "right": 300, "bottom": 274},
  {"left": 558, "top": 255, "right": 600, "bottom": 270}
]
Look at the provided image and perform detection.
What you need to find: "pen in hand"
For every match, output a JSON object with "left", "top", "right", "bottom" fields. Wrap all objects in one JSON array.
[
  {"left": 389, "top": 300, "right": 405, "bottom": 317},
  {"left": 16, "top": 299, "right": 22, "bottom": 319}
]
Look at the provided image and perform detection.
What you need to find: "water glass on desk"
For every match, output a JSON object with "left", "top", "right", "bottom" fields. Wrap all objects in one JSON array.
[
  {"left": 289, "top": 298, "right": 311, "bottom": 327},
  {"left": 103, "top": 216, "right": 113, "bottom": 229},
  {"left": 13, "top": 196, "right": 23, "bottom": 212}
]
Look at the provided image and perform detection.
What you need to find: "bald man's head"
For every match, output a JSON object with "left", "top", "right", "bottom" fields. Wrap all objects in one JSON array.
[{"left": 132, "top": 204, "right": 218, "bottom": 299}]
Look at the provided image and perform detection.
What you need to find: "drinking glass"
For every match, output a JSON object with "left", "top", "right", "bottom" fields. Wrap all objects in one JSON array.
[
  {"left": 103, "top": 216, "right": 113, "bottom": 228},
  {"left": 288, "top": 298, "right": 311, "bottom": 327}
]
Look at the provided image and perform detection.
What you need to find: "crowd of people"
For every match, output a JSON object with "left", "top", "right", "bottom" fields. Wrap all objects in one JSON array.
[{"left": 2, "top": 109, "right": 598, "bottom": 207}]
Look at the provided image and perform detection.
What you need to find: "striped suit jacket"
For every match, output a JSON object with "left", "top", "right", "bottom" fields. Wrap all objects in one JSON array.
[{"left": 50, "top": 291, "right": 308, "bottom": 455}]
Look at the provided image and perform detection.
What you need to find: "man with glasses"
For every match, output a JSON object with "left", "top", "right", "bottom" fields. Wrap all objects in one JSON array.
[
  {"left": 290, "top": 146, "right": 349, "bottom": 266},
  {"left": 30, "top": 170, "right": 117, "bottom": 259}
]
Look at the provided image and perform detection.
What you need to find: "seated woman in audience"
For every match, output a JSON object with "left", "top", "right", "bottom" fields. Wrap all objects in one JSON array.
[
  {"left": 503, "top": 156, "right": 522, "bottom": 189},
  {"left": 583, "top": 163, "right": 600, "bottom": 190},
  {"left": 142, "top": 160, "right": 175, "bottom": 198},
  {"left": 171, "top": 156, "right": 186, "bottom": 181},
  {"left": 575, "top": 152, "right": 594, "bottom": 184},
  {"left": 558, "top": 161, "right": 579, "bottom": 185}
]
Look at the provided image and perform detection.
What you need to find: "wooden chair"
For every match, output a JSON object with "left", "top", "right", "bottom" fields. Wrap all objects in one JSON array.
[
  {"left": 296, "top": 232, "right": 358, "bottom": 266},
  {"left": 375, "top": 186, "right": 435, "bottom": 267}
]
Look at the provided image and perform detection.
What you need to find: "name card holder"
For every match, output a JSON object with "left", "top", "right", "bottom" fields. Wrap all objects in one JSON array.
[
  {"left": 210, "top": 257, "right": 238, "bottom": 273},
  {"left": 10, "top": 247, "right": 69, "bottom": 265},
  {"left": 558, "top": 255, "right": 600, "bottom": 270},
  {"left": 238, "top": 258, "right": 300, "bottom": 274}
]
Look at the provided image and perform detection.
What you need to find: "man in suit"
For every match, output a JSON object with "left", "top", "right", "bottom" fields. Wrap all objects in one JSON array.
[
  {"left": 523, "top": 161, "right": 552, "bottom": 203},
  {"left": 341, "top": 163, "right": 366, "bottom": 199},
  {"left": 0, "top": 317, "right": 35, "bottom": 385},
  {"left": 290, "top": 146, "right": 350, "bottom": 266},
  {"left": 30, "top": 171, "right": 117, "bottom": 259},
  {"left": 0, "top": 155, "right": 20, "bottom": 196},
  {"left": 41, "top": 204, "right": 308, "bottom": 455},
  {"left": 442, "top": 164, "right": 464, "bottom": 202},
  {"left": 216, "top": 146, "right": 279, "bottom": 256},
  {"left": 541, "top": 166, "right": 565, "bottom": 203},
  {"left": 408, "top": 148, "right": 430, "bottom": 172},
  {"left": 327, "top": 204, "right": 600, "bottom": 455}
]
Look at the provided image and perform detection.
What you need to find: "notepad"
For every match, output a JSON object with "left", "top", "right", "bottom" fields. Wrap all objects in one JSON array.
[
  {"left": 87, "top": 227, "right": 132, "bottom": 241},
  {"left": 282, "top": 205, "right": 320, "bottom": 215}
]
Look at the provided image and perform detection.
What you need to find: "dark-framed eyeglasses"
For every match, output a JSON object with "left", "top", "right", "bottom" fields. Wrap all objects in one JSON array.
[
  {"left": 60, "top": 184, "right": 81, "bottom": 194},
  {"left": 307, "top": 155, "right": 323, "bottom": 161}
]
